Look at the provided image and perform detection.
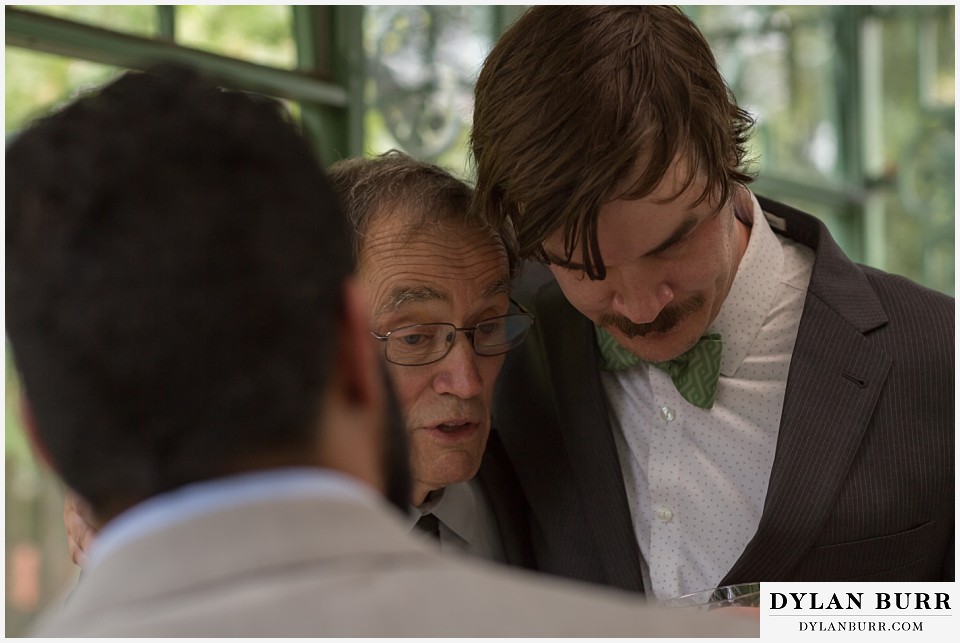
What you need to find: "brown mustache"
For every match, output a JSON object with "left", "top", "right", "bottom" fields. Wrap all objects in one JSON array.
[{"left": 599, "top": 295, "right": 705, "bottom": 338}]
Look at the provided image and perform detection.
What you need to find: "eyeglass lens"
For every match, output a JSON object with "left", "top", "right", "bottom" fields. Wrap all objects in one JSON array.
[{"left": 385, "top": 314, "right": 532, "bottom": 365}]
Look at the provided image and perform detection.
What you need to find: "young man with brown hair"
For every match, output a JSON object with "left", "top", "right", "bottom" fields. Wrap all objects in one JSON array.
[{"left": 471, "top": 5, "right": 953, "bottom": 599}]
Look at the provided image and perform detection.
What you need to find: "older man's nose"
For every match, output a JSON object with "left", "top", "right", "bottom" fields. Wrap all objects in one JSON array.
[{"left": 432, "top": 335, "right": 484, "bottom": 398}]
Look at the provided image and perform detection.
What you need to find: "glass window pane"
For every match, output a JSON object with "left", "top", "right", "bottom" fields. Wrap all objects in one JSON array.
[
  {"left": 692, "top": 6, "right": 953, "bottom": 295},
  {"left": 696, "top": 6, "right": 841, "bottom": 185},
  {"left": 12, "top": 4, "right": 157, "bottom": 37},
  {"left": 363, "top": 5, "right": 495, "bottom": 177},
  {"left": 175, "top": 5, "right": 296, "bottom": 70},
  {"left": 5, "top": 48, "right": 122, "bottom": 133},
  {"left": 878, "top": 6, "right": 954, "bottom": 295}
]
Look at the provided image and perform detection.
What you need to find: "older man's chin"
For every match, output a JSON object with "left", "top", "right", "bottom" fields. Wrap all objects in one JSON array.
[{"left": 415, "top": 447, "right": 486, "bottom": 490}]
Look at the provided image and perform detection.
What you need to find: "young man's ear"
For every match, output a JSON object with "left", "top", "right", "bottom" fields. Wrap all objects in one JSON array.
[
  {"left": 314, "top": 276, "right": 390, "bottom": 493},
  {"left": 334, "top": 276, "right": 383, "bottom": 411}
]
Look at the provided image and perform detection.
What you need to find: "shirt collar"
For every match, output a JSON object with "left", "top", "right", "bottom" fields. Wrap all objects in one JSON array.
[
  {"left": 409, "top": 482, "right": 478, "bottom": 544},
  {"left": 411, "top": 487, "right": 446, "bottom": 519},
  {"left": 708, "top": 191, "right": 784, "bottom": 377},
  {"left": 87, "top": 468, "right": 381, "bottom": 569}
]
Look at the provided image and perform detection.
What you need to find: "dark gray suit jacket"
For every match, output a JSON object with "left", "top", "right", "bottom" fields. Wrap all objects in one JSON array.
[
  {"left": 476, "top": 428, "right": 537, "bottom": 569},
  {"left": 493, "top": 196, "right": 954, "bottom": 593}
]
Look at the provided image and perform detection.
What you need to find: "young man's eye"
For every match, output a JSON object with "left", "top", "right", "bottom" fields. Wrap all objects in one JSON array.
[
  {"left": 657, "top": 225, "right": 700, "bottom": 256},
  {"left": 547, "top": 257, "right": 588, "bottom": 276},
  {"left": 668, "top": 233, "right": 693, "bottom": 250}
]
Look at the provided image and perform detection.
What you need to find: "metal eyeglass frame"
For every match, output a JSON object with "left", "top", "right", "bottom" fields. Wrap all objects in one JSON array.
[{"left": 370, "top": 299, "right": 535, "bottom": 366}]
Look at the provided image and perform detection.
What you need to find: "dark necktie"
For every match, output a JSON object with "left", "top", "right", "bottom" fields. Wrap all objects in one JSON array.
[
  {"left": 414, "top": 512, "right": 441, "bottom": 540},
  {"left": 595, "top": 327, "right": 723, "bottom": 409}
]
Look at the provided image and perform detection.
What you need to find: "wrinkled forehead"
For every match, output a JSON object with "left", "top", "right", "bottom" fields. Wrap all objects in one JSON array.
[
  {"left": 358, "top": 207, "right": 511, "bottom": 315},
  {"left": 360, "top": 204, "right": 506, "bottom": 261}
]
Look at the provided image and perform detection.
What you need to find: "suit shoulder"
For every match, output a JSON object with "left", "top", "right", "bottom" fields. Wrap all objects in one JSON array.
[
  {"left": 857, "top": 267, "right": 954, "bottom": 371},
  {"left": 861, "top": 265, "right": 954, "bottom": 322}
]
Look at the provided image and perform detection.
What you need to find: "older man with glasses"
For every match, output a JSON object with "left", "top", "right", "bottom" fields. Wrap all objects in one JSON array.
[
  {"left": 331, "top": 151, "right": 535, "bottom": 565},
  {"left": 64, "top": 150, "right": 537, "bottom": 570}
]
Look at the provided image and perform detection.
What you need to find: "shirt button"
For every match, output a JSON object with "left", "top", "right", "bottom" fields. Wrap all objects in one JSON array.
[
  {"left": 655, "top": 507, "right": 674, "bottom": 523},
  {"left": 659, "top": 405, "right": 676, "bottom": 422}
]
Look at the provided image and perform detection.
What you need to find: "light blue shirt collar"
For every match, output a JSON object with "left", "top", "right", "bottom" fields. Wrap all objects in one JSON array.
[{"left": 86, "top": 467, "right": 380, "bottom": 569}]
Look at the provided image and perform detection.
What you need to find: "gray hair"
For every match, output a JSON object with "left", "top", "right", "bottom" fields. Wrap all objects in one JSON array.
[{"left": 327, "top": 150, "right": 518, "bottom": 275}]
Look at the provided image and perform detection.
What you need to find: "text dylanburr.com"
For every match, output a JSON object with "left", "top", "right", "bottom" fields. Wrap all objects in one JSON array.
[{"left": 762, "top": 583, "right": 954, "bottom": 640}]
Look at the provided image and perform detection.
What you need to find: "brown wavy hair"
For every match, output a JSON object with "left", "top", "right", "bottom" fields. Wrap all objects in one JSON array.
[{"left": 471, "top": 6, "right": 756, "bottom": 279}]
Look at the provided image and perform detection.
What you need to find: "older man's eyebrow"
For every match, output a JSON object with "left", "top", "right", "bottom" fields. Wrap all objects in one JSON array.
[
  {"left": 376, "top": 285, "right": 447, "bottom": 315},
  {"left": 375, "top": 276, "right": 510, "bottom": 317},
  {"left": 483, "top": 277, "right": 511, "bottom": 300}
]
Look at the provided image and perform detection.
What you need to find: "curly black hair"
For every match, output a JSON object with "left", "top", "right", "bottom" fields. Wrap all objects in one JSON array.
[{"left": 6, "top": 65, "right": 353, "bottom": 517}]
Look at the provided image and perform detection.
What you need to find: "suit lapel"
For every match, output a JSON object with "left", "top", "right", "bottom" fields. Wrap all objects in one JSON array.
[
  {"left": 537, "top": 284, "right": 645, "bottom": 591},
  {"left": 476, "top": 430, "right": 537, "bottom": 569},
  {"left": 723, "top": 198, "right": 891, "bottom": 583}
]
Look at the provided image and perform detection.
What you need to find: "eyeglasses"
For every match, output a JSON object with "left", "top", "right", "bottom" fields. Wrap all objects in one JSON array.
[{"left": 371, "top": 301, "right": 535, "bottom": 367}]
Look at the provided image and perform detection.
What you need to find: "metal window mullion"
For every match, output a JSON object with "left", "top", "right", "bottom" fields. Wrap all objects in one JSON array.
[
  {"left": 831, "top": 5, "right": 870, "bottom": 264},
  {"left": 493, "top": 5, "right": 527, "bottom": 36},
  {"left": 157, "top": 5, "right": 175, "bottom": 41},
  {"left": 292, "top": 5, "right": 364, "bottom": 164},
  {"left": 5, "top": 7, "right": 346, "bottom": 108},
  {"left": 752, "top": 174, "right": 868, "bottom": 210}
]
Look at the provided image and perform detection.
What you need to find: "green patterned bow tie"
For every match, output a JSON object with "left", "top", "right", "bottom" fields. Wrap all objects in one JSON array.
[{"left": 595, "top": 327, "right": 723, "bottom": 409}]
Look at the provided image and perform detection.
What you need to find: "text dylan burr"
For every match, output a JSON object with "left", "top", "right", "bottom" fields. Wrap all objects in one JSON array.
[{"left": 770, "top": 592, "right": 951, "bottom": 610}]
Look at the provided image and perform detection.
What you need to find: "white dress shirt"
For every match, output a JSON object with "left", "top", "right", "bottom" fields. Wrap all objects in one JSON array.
[
  {"left": 409, "top": 480, "right": 506, "bottom": 562},
  {"left": 601, "top": 192, "right": 815, "bottom": 600}
]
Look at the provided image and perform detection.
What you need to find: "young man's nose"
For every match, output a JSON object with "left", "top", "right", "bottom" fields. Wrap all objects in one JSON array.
[{"left": 610, "top": 280, "right": 675, "bottom": 325}]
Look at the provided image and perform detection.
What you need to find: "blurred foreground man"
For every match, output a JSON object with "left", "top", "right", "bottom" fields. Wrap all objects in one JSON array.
[
  {"left": 472, "top": 5, "right": 954, "bottom": 598},
  {"left": 7, "top": 66, "right": 755, "bottom": 637},
  {"left": 63, "top": 152, "right": 536, "bottom": 569}
]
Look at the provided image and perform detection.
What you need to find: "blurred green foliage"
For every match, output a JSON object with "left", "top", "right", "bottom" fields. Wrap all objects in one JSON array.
[
  {"left": 5, "top": 352, "right": 30, "bottom": 465},
  {"left": 13, "top": 4, "right": 157, "bottom": 36},
  {"left": 4, "top": 48, "right": 121, "bottom": 132},
  {"left": 176, "top": 5, "right": 295, "bottom": 69}
]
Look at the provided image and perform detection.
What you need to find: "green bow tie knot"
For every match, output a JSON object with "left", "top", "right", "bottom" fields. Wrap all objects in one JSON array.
[{"left": 595, "top": 327, "right": 722, "bottom": 409}]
